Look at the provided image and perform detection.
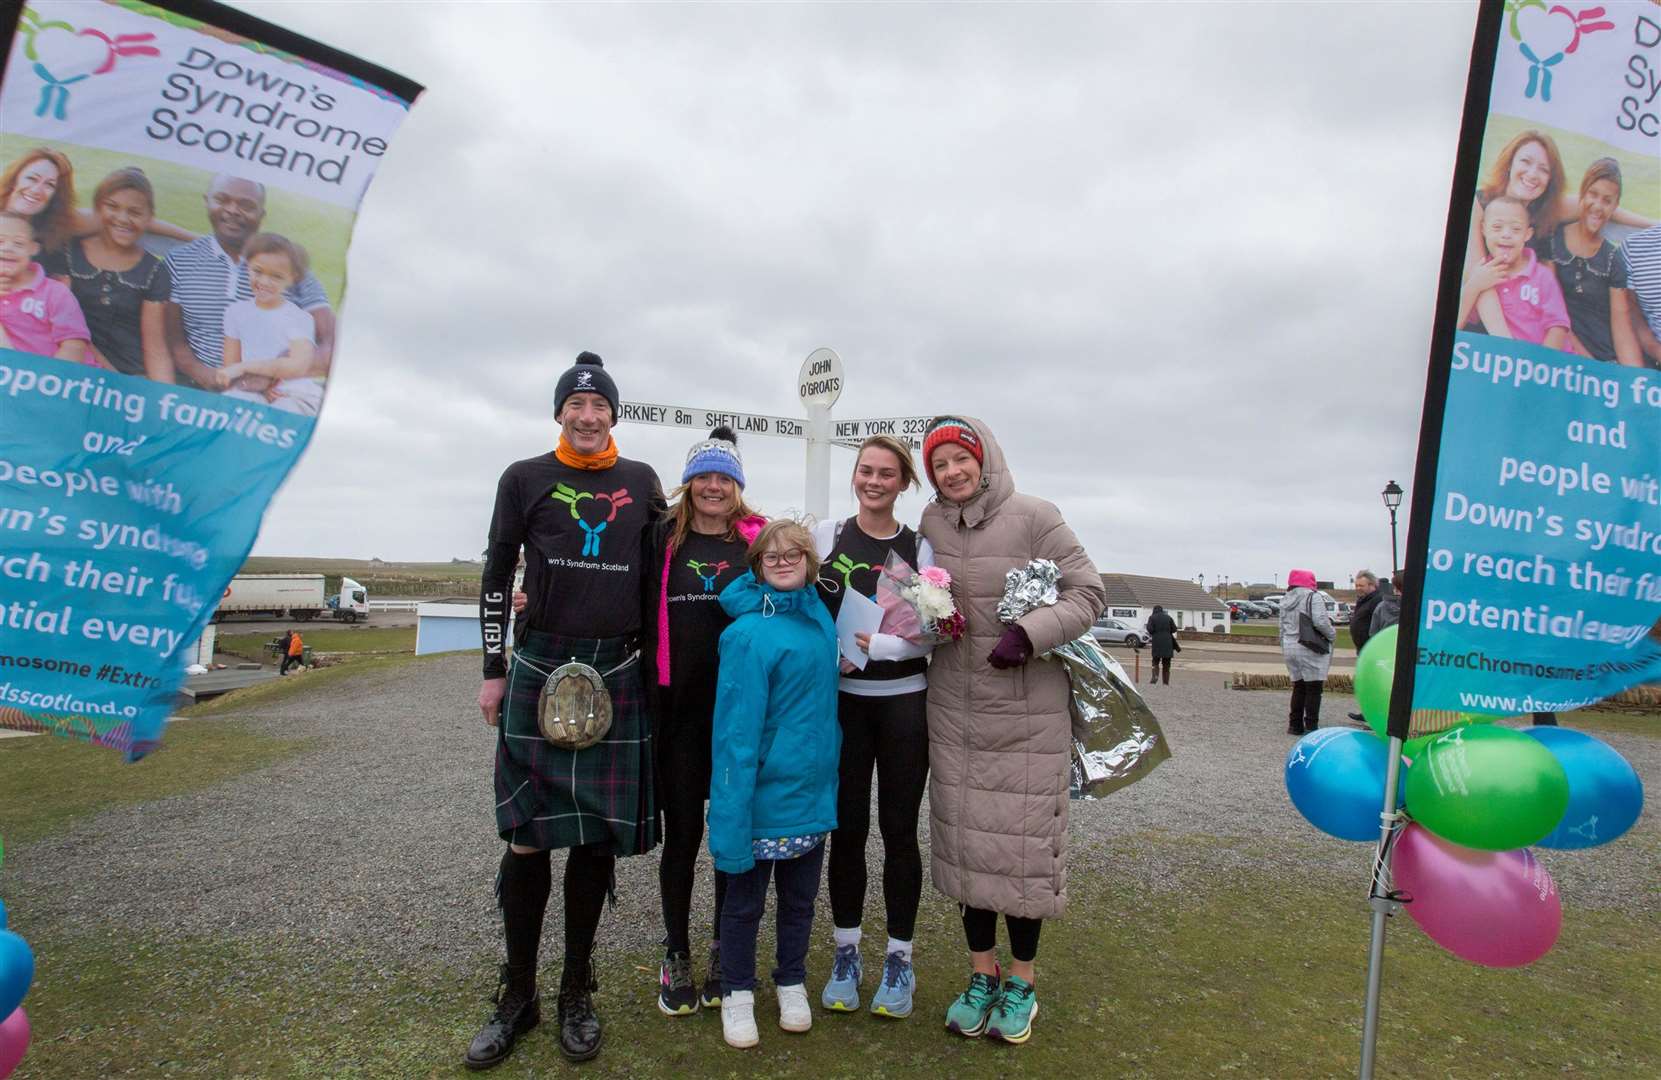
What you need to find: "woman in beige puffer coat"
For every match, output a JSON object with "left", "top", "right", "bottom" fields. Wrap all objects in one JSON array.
[{"left": 918, "top": 416, "right": 1104, "bottom": 1045}]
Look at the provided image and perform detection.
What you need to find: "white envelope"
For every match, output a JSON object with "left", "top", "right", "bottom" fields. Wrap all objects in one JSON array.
[{"left": 835, "top": 588, "right": 884, "bottom": 671}]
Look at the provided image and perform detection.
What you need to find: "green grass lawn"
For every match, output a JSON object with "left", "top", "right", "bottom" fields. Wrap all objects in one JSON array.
[
  {"left": 6, "top": 666, "right": 1656, "bottom": 1076},
  {"left": 0, "top": 718, "right": 309, "bottom": 845},
  {"left": 8, "top": 851, "right": 1657, "bottom": 1079},
  {"left": 1229, "top": 623, "right": 1357, "bottom": 651},
  {"left": 237, "top": 558, "right": 482, "bottom": 599},
  {"left": 1556, "top": 710, "right": 1661, "bottom": 736},
  {"left": 216, "top": 626, "right": 416, "bottom": 660},
  {"left": 180, "top": 653, "right": 430, "bottom": 720}
]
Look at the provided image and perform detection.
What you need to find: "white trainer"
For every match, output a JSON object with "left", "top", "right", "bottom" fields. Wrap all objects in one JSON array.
[
  {"left": 722, "top": 989, "right": 759, "bottom": 1048},
  {"left": 776, "top": 983, "right": 813, "bottom": 1032}
]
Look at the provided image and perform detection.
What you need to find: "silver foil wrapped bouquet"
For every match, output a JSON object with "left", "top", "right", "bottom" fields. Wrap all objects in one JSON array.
[{"left": 999, "top": 560, "right": 1171, "bottom": 798}]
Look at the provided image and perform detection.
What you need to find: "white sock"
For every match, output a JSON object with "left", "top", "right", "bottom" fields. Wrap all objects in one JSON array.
[
  {"left": 833, "top": 926, "right": 862, "bottom": 949},
  {"left": 887, "top": 937, "right": 912, "bottom": 962}
]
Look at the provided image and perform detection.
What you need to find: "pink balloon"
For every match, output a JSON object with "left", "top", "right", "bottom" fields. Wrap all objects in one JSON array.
[
  {"left": 1393, "top": 824, "right": 1561, "bottom": 968},
  {"left": 0, "top": 1006, "right": 28, "bottom": 1080}
]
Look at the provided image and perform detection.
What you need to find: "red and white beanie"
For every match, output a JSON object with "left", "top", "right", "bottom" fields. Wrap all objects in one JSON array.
[{"left": 922, "top": 417, "right": 983, "bottom": 480}]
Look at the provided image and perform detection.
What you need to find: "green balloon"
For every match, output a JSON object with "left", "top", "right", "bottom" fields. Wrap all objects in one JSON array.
[
  {"left": 1403, "top": 715, "right": 1490, "bottom": 763},
  {"left": 1353, "top": 624, "right": 1398, "bottom": 737},
  {"left": 1404, "top": 724, "right": 1570, "bottom": 850}
]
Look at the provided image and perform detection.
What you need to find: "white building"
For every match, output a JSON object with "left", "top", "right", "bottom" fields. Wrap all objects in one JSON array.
[{"left": 1100, "top": 573, "right": 1232, "bottom": 634}]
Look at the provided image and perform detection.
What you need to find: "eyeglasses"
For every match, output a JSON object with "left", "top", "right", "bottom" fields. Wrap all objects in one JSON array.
[{"left": 760, "top": 549, "right": 807, "bottom": 568}]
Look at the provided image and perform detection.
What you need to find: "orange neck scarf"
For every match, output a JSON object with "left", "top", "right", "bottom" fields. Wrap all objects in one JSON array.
[{"left": 556, "top": 433, "right": 619, "bottom": 470}]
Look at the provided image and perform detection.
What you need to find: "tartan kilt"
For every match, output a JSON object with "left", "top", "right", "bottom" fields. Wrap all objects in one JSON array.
[{"left": 496, "top": 630, "right": 659, "bottom": 856}]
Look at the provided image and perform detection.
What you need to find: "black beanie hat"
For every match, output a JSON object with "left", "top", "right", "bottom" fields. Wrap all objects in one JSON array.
[{"left": 554, "top": 351, "right": 620, "bottom": 418}]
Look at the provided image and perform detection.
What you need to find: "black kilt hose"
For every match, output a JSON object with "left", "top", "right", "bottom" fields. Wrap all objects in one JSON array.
[{"left": 496, "top": 629, "right": 658, "bottom": 855}]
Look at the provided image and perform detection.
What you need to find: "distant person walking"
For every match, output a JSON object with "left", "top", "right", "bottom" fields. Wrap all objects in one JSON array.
[
  {"left": 1145, "top": 605, "right": 1177, "bottom": 685},
  {"left": 1279, "top": 569, "right": 1333, "bottom": 735},
  {"left": 280, "top": 629, "right": 302, "bottom": 675}
]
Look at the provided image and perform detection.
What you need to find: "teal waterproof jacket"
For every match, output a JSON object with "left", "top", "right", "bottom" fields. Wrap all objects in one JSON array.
[{"left": 707, "top": 571, "right": 841, "bottom": 874}]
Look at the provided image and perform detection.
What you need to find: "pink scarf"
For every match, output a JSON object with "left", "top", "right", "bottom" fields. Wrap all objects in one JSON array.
[{"left": 658, "top": 514, "right": 767, "bottom": 686}]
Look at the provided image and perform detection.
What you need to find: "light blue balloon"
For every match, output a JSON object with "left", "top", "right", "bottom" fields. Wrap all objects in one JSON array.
[
  {"left": 0, "top": 929, "right": 33, "bottom": 1019},
  {"left": 1285, "top": 728, "right": 1399, "bottom": 842},
  {"left": 1524, "top": 726, "right": 1644, "bottom": 849}
]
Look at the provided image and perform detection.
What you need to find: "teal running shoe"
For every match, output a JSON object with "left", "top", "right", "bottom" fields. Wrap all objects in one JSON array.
[
  {"left": 943, "top": 970, "right": 1001, "bottom": 1038},
  {"left": 869, "top": 951, "right": 914, "bottom": 1019},
  {"left": 985, "top": 976, "right": 1038, "bottom": 1043},
  {"left": 820, "top": 944, "right": 862, "bottom": 1012}
]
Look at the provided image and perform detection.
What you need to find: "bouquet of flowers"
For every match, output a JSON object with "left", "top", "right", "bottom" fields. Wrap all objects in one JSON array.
[
  {"left": 875, "top": 550, "right": 967, "bottom": 645},
  {"left": 999, "top": 559, "right": 1171, "bottom": 798}
]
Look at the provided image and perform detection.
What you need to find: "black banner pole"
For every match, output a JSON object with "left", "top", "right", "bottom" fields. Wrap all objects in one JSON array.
[
  {"left": 1359, "top": 3, "right": 1505, "bottom": 1077},
  {"left": 1385, "top": 0, "right": 1505, "bottom": 743}
]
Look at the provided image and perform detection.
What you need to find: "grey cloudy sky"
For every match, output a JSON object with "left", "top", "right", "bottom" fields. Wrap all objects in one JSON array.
[{"left": 239, "top": 1, "right": 1478, "bottom": 588}]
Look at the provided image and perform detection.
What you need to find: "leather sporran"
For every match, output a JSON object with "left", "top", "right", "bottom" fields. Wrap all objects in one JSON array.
[{"left": 537, "top": 661, "right": 613, "bottom": 750}]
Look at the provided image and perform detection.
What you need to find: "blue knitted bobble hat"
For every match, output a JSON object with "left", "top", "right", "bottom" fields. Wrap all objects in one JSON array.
[{"left": 682, "top": 425, "right": 745, "bottom": 488}]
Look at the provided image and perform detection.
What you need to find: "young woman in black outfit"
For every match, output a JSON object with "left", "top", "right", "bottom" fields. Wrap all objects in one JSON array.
[{"left": 812, "top": 435, "right": 936, "bottom": 1019}]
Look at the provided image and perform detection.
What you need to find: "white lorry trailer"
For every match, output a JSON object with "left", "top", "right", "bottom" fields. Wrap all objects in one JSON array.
[{"left": 216, "top": 574, "right": 369, "bottom": 623}]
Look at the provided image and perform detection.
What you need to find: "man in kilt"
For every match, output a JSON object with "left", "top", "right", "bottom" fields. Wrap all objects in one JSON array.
[{"left": 466, "top": 351, "right": 666, "bottom": 1068}]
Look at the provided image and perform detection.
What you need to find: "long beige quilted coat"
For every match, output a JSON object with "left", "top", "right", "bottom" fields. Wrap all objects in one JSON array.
[{"left": 918, "top": 418, "right": 1105, "bottom": 919}]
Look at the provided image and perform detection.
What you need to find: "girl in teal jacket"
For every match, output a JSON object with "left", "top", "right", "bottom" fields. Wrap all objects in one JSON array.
[{"left": 708, "top": 520, "right": 840, "bottom": 1048}]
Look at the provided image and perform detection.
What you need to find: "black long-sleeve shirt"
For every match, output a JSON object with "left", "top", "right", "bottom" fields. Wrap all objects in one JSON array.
[{"left": 480, "top": 452, "right": 664, "bottom": 678}]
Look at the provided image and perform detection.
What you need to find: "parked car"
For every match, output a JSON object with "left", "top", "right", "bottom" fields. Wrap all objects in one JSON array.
[
  {"left": 1333, "top": 602, "right": 1353, "bottom": 626},
  {"left": 1260, "top": 594, "right": 1285, "bottom": 610},
  {"left": 1236, "top": 600, "right": 1274, "bottom": 619},
  {"left": 1090, "top": 616, "right": 1150, "bottom": 649}
]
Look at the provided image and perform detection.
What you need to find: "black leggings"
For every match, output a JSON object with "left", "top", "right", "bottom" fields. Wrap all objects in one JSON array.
[
  {"left": 961, "top": 906, "right": 1043, "bottom": 963},
  {"left": 1289, "top": 679, "right": 1325, "bottom": 729},
  {"left": 827, "top": 690, "right": 929, "bottom": 941},
  {"left": 1150, "top": 656, "right": 1170, "bottom": 683},
  {"left": 655, "top": 698, "right": 726, "bottom": 953},
  {"left": 498, "top": 843, "right": 614, "bottom": 995}
]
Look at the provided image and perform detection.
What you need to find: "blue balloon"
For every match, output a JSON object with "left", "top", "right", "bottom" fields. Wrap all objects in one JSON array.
[
  {"left": 1285, "top": 729, "right": 1400, "bottom": 841},
  {"left": 0, "top": 896, "right": 7, "bottom": 929},
  {"left": 1524, "top": 726, "right": 1644, "bottom": 849},
  {"left": 0, "top": 930, "right": 33, "bottom": 1019}
]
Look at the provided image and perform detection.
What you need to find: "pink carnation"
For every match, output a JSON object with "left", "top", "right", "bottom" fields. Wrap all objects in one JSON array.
[{"left": 918, "top": 566, "right": 951, "bottom": 588}]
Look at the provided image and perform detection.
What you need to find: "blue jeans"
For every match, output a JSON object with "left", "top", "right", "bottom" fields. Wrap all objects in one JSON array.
[{"left": 720, "top": 842, "right": 825, "bottom": 993}]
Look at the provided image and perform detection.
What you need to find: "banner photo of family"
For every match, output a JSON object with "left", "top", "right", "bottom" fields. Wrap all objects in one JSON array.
[
  {"left": 0, "top": 0, "right": 421, "bottom": 754},
  {"left": 1406, "top": 3, "right": 1661, "bottom": 720}
]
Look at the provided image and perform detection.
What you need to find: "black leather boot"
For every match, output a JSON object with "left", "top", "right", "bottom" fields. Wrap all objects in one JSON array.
[
  {"left": 463, "top": 964, "right": 540, "bottom": 1071},
  {"left": 557, "top": 957, "right": 603, "bottom": 1062}
]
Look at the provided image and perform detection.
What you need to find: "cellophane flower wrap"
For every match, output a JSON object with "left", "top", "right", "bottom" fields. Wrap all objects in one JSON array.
[
  {"left": 876, "top": 550, "right": 966, "bottom": 644},
  {"left": 998, "top": 559, "right": 1171, "bottom": 798}
]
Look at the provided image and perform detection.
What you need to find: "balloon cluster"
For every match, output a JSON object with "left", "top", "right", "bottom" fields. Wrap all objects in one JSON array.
[
  {"left": 0, "top": 839, "right": 33, "bottom": 1079},
  {"left": 1284, "top": 625, "right": 1645, "bottom": 968}
]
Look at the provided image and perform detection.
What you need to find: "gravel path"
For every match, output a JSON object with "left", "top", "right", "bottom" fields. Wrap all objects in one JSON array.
[{"left": 9, "top": 654, "right": 1658, "bottom": 973}]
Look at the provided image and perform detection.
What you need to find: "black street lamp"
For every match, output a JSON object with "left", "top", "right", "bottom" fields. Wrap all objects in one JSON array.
[{"left": 1382, "top": 481, "right": 1404, "bottom": 572}]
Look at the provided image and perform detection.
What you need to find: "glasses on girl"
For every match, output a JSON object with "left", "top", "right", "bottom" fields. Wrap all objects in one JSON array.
[{"left": 760, "top": 549, "right": 806, "bottom": 567}]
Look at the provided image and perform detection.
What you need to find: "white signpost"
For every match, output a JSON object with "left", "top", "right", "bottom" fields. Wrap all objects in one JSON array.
[
  {"left": 797, "top": 348, "right": 842, "bottom": 523},
  {"left": 619, "top": 347, "right": 929, "bottom": 520}
]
